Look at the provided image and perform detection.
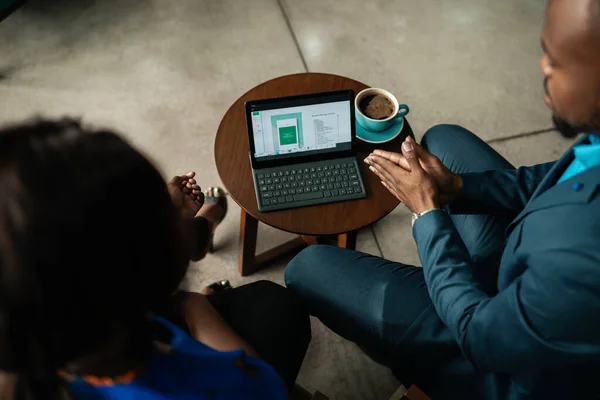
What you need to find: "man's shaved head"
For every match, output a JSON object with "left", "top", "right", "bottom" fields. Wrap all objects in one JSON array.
[{"left": 541, "top": 0, "right": 600, "bottom": 137}]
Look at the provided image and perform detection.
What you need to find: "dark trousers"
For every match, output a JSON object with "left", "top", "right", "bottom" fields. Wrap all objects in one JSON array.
[
  {"left": 175, "top": 218, "right": 311, "bottom": 389},
  {"left": 207, "top": 280, "right": 311, "bottom": 389},
  {"left": 285, "top": 124, "right": 515, "bottom": 399}
]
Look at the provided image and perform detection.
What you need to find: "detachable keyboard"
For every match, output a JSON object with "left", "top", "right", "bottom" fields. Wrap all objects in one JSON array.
[{"left": 253, "top": 156, "right": 367, "bottom": 212}]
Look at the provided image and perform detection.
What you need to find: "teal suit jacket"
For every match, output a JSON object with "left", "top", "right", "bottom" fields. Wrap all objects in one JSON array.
[{"left": 413, "top": 134, "right": 600, "bottom": 399}]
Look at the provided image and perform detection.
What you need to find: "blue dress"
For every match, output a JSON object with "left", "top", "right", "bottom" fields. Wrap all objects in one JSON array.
[{"left": 66, "top": 317, "right": 287, "bottom": 399}]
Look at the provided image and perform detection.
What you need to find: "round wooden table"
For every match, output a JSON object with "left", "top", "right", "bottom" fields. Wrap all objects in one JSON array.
[{"left": 215, "top": 73, "right": 410, "bottom": 275}]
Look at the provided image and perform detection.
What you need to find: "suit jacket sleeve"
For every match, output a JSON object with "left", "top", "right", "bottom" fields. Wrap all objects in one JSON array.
[
  {"left": 413, "top": 210, "right": 600, "bottom": 376},
  {"left": 449, "top": 162, "right": 555, "bottom": 216}
]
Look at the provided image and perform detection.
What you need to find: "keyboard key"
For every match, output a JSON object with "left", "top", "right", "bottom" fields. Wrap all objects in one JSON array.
[
  {"left": 336, "top": 164, "right": 341, "bottom": 169},
  {"left": 312, "top": 186, "right": 319, "bottom": 192},
  {"left": 349, "top": 168, "right": 356, "bottom": 174},
  {"left": 310, "top": 168, "right": 316, "bottom": 172},
  {"left": 276, "top": 184, "right": 283, "bottom": 190},
  {"left": 318, "top": 172, "right": 324, "bottom": 177},
  {"left": 350, "top": 174, "right": 358, "bottom": 180},
  {"left": 271, "top": 198, "right": 279, "bottom": 205},
  {"left": 311, "top": 173, "right": 317, "bottom": 178},
  {"left": 258, "top": 174, "right": 265, "bottom": 179},
  {"left": 342, "top": 176, "right": 349, "bottom": 181},
  {"left": 278, "top": 196, "right": 286, "bottom": 203},
  {"left": 331, "top": 189, "right": 339, "bottom": 196},
  {"left": 351, "top": 181, "right": 360, "bottom": 186},
  {"left": 327, "top": 184, "right": 334, "bottom": 189},
  {"left": 290, "top": 189, "right": 296, "bottom": 194},
  {"left": 282, "top": 177, "right": 288, "bottom": 182},
  {"left": 291, "top": 170, "right": 297, "bottom": 175},
  {"left": 286, "top": 195, "right": 294, "bottom": 202},
  {"left": 263, "top": 199, "right": 270, "bottom": 206},
  {"left": 294, "top": 191, "right": 324, "bottom": 201},
  {"left": 266, "top": 179, "right": 273, "bottom": 184},
  {"left": 326, "top": 171, "right": 332, "bottom": 176},
  {"left": 282, "top": 190, "right": 289, "bottom": 195},
  {"left": 297, "top": 188, "right": 304, "bottom": 194},
  {"left": 304, "top": 168, "right": 309, "bottom": 173},
  {"left": 324, "top": 190, "right": 332, "bottom": 197},
  {"left": 298, "top": 181, "right": 305, "bottom": 187},
  {"left": 335, "top": 176, "right": 343, "bottom": 182},
  {"left": 328, "top": 177, "right": 335, "bottom": 183},
  {"left": 274, "top": 191, "right": 281, "bottom": 196},
  {"left": 339, "top": 188, "right": 347, "bottom": 195},
  {"left": 304, "top": 174, "right": 310, "bottom": 180},
  {"left": 333, "top": 170, "right": 340, "bottom": 176},
  {"left": 264, "top": 173, "right": 271, "bottom": 178},
  {"left": 259, "top": 180, "right": 265, "bottom": 185},
  {"left": 320, "top": 184, "right": 327, "bottom": 190},
  {"left": 354, "top": 187, "right": 362, "bottom": 193},
  {"left": 335, "top": 183, "right": 341, "bottom": 188},
  {"left": 260, "top": 186, "right": 268, "bottom": 191},
  {"left": 291, "top": 182, "right": 298, "bottom": 188},
  {"left": 307, "top": 180, "right": 313, "bottom": 185},
  {"left": 285, "top": 170, "right": 290, "bottom": 176},
  {"left": 323, "top": 166, "right": 329, "bottom": 170},
  {"left": 278, "top": 172, "right": 284, "bottom": 177},
  {"left": 342, "top": 182, "right": 349, "bottom": 188},
  {"left": 341, "top": 168, "right": 347, "bottom": 174},
  {"left": 317, "top": 167, "right": 322, "bottom": 171},
  {"left": 274, "top": 178, "right": 280, "bottom": 184},
  {"left": 263, "top": 193, "right": 272, "bottom": 198},
  {"left": 305, "top": 187, "right": 312, "bottom": 192},
  {"left": 269, "top": 185, "right": 275, "bottom": 191},
  {"left": 284, "top": 183, "right": 291, "bottom": 189}
]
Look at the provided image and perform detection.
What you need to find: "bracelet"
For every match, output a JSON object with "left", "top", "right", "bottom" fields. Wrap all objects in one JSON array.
[{"left": 411, "top": 208, "right": 441, "bottom": 227}]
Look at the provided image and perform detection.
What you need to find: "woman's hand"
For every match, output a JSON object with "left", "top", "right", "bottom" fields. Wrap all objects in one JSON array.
[{"left": 168, "top": 172, "right": 204, "bottom": 221}]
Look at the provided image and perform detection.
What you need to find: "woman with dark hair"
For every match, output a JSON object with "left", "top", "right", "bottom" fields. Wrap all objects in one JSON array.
[{"left": 0, "top": 118, "right": 310, "bottom": 399}]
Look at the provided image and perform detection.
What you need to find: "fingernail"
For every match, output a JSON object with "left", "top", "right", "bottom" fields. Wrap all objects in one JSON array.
[
  {"left": 364, "top": 157, "right": 371, "bottom": 165},
  {"left": 402, "top": 141, "right": 413, "bottom": 152},
  {"left": 369, "top": 166, "right": 375, "bottom": 172}
]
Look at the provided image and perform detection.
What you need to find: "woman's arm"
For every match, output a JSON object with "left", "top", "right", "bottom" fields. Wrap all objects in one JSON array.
[
  {"left": 0, "top": 372, "right": 16, "bottom": 400},
  {"left": 181, "top": 292, "right": 260, "bottom": 359}
]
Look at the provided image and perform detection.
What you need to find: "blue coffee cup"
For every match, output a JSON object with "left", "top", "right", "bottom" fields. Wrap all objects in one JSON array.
[{"left": 355, "top": 88, "right": 410, "bottom": 132}]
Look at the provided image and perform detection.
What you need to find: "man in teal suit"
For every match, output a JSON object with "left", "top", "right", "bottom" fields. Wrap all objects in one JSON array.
[{"left": 285, "top": 0, "right": 600, "bottom": 398}]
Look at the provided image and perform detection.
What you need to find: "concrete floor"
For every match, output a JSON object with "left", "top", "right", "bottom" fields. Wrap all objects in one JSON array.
[{"left": 0, "top": 0, "right": 578, "bottom": 398}]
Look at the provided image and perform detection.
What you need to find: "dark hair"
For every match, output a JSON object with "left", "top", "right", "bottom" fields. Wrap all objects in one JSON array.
[{"left": 0, "top": 119, "right": 187, "bottom": 398}]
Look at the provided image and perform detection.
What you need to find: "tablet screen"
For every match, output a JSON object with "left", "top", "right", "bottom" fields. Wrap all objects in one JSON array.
[{"left": 248, "top": 92, "right": 353, "bottom": 162}]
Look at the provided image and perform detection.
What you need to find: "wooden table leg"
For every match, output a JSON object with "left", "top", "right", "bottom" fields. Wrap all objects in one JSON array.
[
  {"left": 337, "top": 230, "right": 357, "bottom": 250},
  {"left": 239, "top": 209, "right": 258, "bottom": 276},
  {"left": 238, "top": 210, "right": 319, "bottom": 276}
]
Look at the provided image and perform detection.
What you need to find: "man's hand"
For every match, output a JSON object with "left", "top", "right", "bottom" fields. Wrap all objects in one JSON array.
[
  {"left": 371, "top": 137, "right": 463, "bottom": 204},
  {"left": 366, "top": 140, "right": 441, "bottom": 213},
  {"left": 168, "top": 172, "right": 204, "bottom": 221}
]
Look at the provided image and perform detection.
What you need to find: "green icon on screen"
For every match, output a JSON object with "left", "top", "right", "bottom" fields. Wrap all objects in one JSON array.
[
  {"left": 278, "top": 126, "right": 298, "bottom": 145},
  {"left": 252, "top": 111, "right": 260, "bottom": 116}
]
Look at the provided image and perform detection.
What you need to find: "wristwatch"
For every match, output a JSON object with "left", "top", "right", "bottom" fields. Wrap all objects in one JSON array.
[{"left": 411, "top": 208, "right": 441, "bottom": 227}]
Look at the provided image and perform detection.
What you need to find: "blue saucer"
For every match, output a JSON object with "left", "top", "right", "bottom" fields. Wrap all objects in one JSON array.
[{"left": 356, "top": 117, "right": 404, "bottom": 144}]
